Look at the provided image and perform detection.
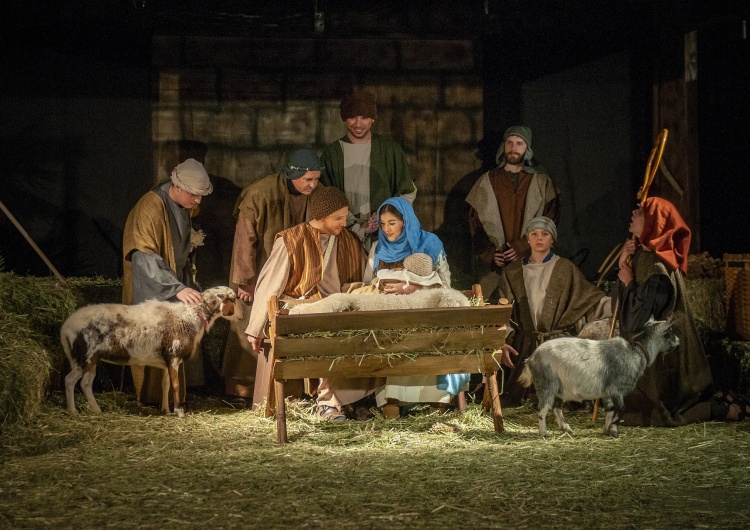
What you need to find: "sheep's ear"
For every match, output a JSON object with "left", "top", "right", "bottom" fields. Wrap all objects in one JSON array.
[{"left": 647, "top": 315, "right": 656, "bottom": 324}]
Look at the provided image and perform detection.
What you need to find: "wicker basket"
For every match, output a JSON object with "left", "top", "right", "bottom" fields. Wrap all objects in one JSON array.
[{"left": 724, "top": 253, "right": 750, "bottom": 341}]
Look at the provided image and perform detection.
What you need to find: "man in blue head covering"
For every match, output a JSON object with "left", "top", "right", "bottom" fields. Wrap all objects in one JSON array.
[
  {"left": 465, "top": 126, "right": 560, "bottom": 301},
  {"left": 222, "top": 148, "right": 324, "bottom": 404}
]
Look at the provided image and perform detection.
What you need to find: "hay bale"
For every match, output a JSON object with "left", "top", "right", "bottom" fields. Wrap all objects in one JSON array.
[
  {"left": 0, "top": 272, "right": 78, "bottom": 343},
  {"left": 684, "top": 277, "right": 726, "bottom": 334},
  {"left": 0, "top": 310, "right": 52, "bottom": 424}
]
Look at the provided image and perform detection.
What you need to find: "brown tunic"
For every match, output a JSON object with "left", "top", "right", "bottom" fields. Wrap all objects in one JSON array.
[
  {"left": 620, "top": 251, "right": 715, "bottom": 426},
  {"left": 500, "top": 256, "right": 610, "bottom": 406}
]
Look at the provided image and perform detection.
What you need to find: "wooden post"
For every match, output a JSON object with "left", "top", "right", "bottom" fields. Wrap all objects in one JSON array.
[
  {"left": 275, "top": 379, "right": 287, "bottom": 444},
  {"left": 260, "top": 296, "right": 279, "bottom": 418},
  {"left": 0, "top": 199, "right": 67, "bottom": 286},
  {"left": 485, "top": 371, "right": 504, "bottom": 433}
]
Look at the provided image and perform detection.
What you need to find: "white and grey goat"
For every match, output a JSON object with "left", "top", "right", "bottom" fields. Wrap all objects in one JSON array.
[{"left": 518, "top": 318, "right": 679, "bottom": 437}]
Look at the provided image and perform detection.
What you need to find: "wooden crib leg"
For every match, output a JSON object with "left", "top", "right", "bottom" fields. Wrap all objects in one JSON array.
[
  {"left": 275, "top": 379, "right": 287, "bottom": 444},
  {"left": 485, "top": 371, "right": 504, "bottom": 433}
]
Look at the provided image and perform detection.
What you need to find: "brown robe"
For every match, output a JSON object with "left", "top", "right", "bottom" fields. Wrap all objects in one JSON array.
[
  {"left": 121, "top": 189, "right": 197, "bottom": 405},
  {"left": 221, "top": 173, "right": 309, "bottom": 397},
  {"left": 620, "top": 251, "right": 715, "bottom": 426},
  {"left": 500, "top": 256, "right": 610, "bottom": 406},
  {"left": 467, "top": 168, "right": 560, "bottom": 301}
]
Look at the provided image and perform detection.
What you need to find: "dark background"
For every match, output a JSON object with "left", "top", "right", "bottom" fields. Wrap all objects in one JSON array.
[{"left": 1, "top": 1, "right": 748, "bottom": 284}]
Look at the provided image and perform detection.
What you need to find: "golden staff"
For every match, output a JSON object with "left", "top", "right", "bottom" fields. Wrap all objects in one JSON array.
[{"left": 592, "top": 128, "right": 668, "bottom": 421}]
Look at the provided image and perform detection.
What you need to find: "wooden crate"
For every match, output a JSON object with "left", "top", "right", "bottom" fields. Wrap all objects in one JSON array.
[
  {"left": 724, "top": 254, "right": 750, "bottom": 341},
  {"left": 263, "top": 294, "right": 512, "bottom": 443}
]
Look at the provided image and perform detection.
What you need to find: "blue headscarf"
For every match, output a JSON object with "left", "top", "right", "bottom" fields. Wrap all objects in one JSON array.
[{"left": 373, "top": 197, "right": 446, "bottom": 269}]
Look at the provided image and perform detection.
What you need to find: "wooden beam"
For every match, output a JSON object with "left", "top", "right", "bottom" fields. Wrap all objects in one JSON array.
[{"left": 273, "top": 351, "right": 502, "bottom": 379}]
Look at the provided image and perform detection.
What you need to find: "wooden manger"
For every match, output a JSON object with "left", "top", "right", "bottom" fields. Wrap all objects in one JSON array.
[{"left": 261, "top": 288, "right": 512, "bottom": 443}]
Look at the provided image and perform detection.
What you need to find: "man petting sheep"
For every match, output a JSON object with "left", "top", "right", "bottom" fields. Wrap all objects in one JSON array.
[{"left": 245, "top": 186, "right": 371, "bottom": 421}]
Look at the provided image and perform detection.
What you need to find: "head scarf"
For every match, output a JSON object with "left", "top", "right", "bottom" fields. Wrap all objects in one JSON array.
[
  {"left": 373, "top": 197, "right": 446, "bottom": 269},
  {"left": 639, "top": 197, "right": 691, "bottom": 275},
  {"left": 171, "top": 158, "right": 213, "bottom": 195},
  {"left": 524, "top": 216, "right": 558, "bottom": 241},
  {"left": 495, "top": 125, "right": 546, "bottom": 174},
  {"left": 284, "top": 149, "right": 324, "bottom": 180}
]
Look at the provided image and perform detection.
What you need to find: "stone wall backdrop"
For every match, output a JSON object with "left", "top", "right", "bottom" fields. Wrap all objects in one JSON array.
[{"left": 150, "top": 36, "right": 483, "bottom": 287}]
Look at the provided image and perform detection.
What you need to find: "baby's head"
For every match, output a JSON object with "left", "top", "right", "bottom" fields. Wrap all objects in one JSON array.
[
  {"left": 403, "top": 253, "right": 434, "bottom": 277},
  {"left": 376, "top": 253, "right": 442, "bottom": 288}
]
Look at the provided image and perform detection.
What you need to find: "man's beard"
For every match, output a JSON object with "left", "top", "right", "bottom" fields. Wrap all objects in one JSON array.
[{"left": 504, "top": 151, "right": 524, "bottom": 165}]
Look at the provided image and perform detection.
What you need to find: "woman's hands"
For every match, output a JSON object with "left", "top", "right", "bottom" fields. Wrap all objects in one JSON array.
[
  {"left": 618, "top": 239, "right": 637, "bottom": 286},
  {"left": 364, "top": 212, "right": 379, "bottom": 234},
  {"left": 382, "top": 281, "right": 422, "bottom": 295}
]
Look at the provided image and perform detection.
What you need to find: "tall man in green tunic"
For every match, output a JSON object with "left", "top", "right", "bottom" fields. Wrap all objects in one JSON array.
[
  {"left": 320, "top": 91, "right": 417, "bottom": 249},
  {"left": 122, "top": 158, "right": 213, "bottom": 406},
  {"left": 222, "top": 149, "right": 324, "bottom": 404}
]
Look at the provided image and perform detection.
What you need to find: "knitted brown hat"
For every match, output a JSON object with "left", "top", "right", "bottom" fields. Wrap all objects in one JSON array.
[
  {"left": 340, "top": 91, "right": 378, "bottom": 121},
  {"left": 309, "top": 186, "right": 349, "bottom": 220},
  {"left": 403, "top": 253, "right": 434, "bottom": 277}
]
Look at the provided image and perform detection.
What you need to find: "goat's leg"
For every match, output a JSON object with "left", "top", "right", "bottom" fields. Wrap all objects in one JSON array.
[
  {"left": 537, "top": 401, "right": 551, "bottom": 437},
  {"left": 552, "top": 397, "right": 573, "bottom": 434},
  {"left": 79, "top": 367, "right": 102, "bottom": 413},
  {"left": 64, "top": 366, "right": 83, "bottom": 415},
  {"left": 607, "top": 395, "right": 625, "bottom": 438},
  {"left": 602, "top": 397, "right": 615, "bottom": 433},
  {"left": 168, "top": 361, "right": 185, "bottom": 418}
]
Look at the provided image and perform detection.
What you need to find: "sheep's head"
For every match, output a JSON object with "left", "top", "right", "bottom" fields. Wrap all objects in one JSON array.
[{"left": 201, "top": 286, "right": 242, "bottom": 322}]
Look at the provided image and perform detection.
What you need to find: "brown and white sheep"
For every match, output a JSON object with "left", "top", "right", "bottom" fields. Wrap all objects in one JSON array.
[{"left": 61, "top": 286, "right": 240, "bottom": 417}]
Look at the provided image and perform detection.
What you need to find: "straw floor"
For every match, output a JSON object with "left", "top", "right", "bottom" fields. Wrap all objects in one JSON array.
[{"left": 2, "top": 393, "right": 749, "bottom": 529}]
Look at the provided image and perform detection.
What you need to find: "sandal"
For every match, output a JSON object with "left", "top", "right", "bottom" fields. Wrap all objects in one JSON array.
[
  {"left": 316, "top": 405, "right": 348, "bottom": 422},
  {"left": 723, "top": 391, "right": 750, "bottom": 421}
]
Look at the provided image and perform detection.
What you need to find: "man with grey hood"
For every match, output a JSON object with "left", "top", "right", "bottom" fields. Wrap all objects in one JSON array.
[{"left": 465, "top": 126, "right": 560, "bottom": 301}]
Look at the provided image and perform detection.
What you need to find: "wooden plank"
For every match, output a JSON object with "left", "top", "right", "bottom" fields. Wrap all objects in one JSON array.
[
  {"left": 272, "top": 327, "right": 506, "bottom": 358},
  {"left": 274, "top": 304, "right": 512, "bottom": 335},
  {"left": 273, "top": 351, "right": 503, "bottom": 379}
]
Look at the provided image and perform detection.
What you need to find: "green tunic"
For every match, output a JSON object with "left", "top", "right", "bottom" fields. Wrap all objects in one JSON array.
[{"left": 320, "top": 133, "right": 415, "bottom": 215}]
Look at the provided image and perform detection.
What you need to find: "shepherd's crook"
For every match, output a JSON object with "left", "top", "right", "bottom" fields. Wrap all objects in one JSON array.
[
  {"left": 592, "top": 129, "right": 668, "bottom": 422},
  {"left": 0, "top": 198, "right": 68, "bottom": 286}
]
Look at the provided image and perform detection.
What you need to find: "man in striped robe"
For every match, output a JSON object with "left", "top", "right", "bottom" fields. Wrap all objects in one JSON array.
[{"left": 244, "top": 186, "right": 371, "bottom": 421}]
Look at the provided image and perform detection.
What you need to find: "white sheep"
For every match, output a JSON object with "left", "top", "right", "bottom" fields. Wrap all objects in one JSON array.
[
  {"left": 288, "top": 287, "right": 470, "bottom": 315},
  {"left": 61, "top": 286, "right": 241, "bottom": 417}
]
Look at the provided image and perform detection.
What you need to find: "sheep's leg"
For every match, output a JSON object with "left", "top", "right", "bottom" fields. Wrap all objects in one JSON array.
[
  {"left": 552, "top": 397, "right": 573, "bottom": 434},
  {"left": 64, "top": 366, "right": 83, "bottom": 415},
  {"left": 80, "top": 366, "right": 102, "bottom": 413},
  {"left": 159, "top": 365, "right": 172, "bottom": 415},
  {"left": 167, "top": 361, "right": 184, "bottom": 418},
  {"left": 533, "top": 375, "right": 559, "bottom": 437}
]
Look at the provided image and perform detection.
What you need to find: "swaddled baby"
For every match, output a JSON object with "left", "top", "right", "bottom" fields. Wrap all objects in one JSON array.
[{"left": 375, "top": 252, "right": 444, "bottom": 291}]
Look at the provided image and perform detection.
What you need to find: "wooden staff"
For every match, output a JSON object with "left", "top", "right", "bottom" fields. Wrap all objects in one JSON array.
[
  {"left": 592, "top": 129, "right": 668, "bottom": 421},
  {"left": 0, "top": 198, "right": 67, "bottom": 286}
]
